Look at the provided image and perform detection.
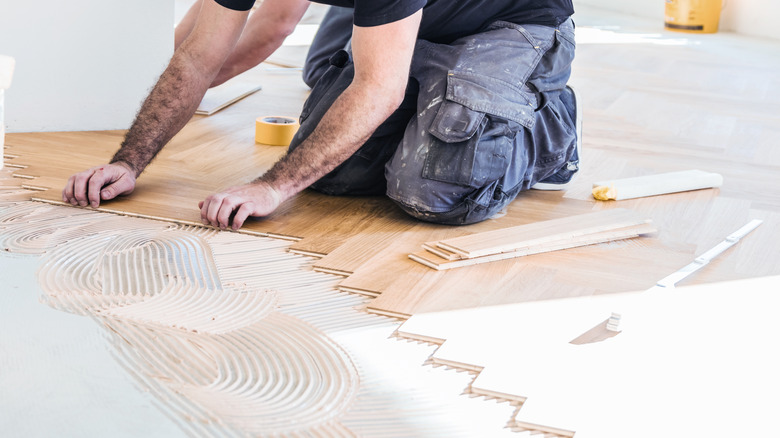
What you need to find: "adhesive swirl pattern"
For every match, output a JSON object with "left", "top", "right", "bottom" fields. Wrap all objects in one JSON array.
[
  {"left": 2, "top": 200, "right": 360, "bottom": 434},
  {"left": 1, "top": 182, "right": 524, "bottom": 437}
]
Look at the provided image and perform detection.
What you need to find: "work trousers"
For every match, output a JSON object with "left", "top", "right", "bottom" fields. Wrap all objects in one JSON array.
[{"left": 293, "top": 17, "right": 577, "bottom": 225}]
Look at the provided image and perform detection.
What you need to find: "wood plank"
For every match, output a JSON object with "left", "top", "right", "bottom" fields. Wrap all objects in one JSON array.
[
  {"left": 5, "top": 7, "right": 780, "bottom": 324},
  {"left": 371, "top": 191, "right": 773, "bottom": 317},
  {"left": 195, "top": 81, "right": 262, "bottom": 116},
  {"left": 591, "top": 169, "right": 723, "bottom": 201},
  {"left": 435, "top": 208, "right": 651, "bottom": 259},
  {"left": 411, "top": 222, "right": 658, "bottom": 270}
]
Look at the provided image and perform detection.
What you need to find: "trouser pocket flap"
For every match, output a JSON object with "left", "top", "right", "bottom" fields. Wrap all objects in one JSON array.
[{"left": 429, "top": 73, "right": 535, "bottom": 145}]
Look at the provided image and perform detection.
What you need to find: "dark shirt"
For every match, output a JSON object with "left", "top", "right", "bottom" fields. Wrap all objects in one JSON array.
[{"left": 215, "top": 0, "right": 574, "bottom": 43}]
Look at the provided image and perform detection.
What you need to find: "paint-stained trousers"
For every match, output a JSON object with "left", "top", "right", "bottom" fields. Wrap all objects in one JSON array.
[{"left": 293, "top": 14, "right": 577, "bottom": 225}]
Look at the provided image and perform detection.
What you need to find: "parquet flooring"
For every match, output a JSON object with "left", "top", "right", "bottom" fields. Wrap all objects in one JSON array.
[{"left": 5, "top": 7, "right": 780, "bottom": 319}]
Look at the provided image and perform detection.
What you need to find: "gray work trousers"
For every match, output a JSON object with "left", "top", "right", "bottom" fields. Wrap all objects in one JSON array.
[{"left": 295, "top": 15, "right": 577, "bottom": 225}]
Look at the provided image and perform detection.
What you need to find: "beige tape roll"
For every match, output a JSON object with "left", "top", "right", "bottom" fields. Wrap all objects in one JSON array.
[{"left": 255, "top": 116, "right": 299, "bottom": 146}]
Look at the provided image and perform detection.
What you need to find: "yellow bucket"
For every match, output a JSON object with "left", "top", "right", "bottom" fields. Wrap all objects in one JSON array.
[{"left": 664, "top": 0, "right": 723, "bottom": 34}]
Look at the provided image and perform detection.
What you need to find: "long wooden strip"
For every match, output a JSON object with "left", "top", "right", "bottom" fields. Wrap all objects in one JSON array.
[
  {"left": 592, "top": 169, "right": 723, "bottom": 201},
  {"left": 411, "top": 222, "right": 657, "bottom": 270},
  {"left": 421, "top": 241, "right": 462, "bottom": 261},
  {"left": 195, "top": 82, "right": 262, "bottom": 116},
  {"left": 425, "top": 220, "right": 657, "bottom": 262},
  {"left": 437, "top": 208, "right": 650, "bottom": 259}
]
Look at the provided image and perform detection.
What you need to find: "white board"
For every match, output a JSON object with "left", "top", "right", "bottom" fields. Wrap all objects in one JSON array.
[
  {"left": 196, "top": 81, "right": 262, "bottom": 116},
  {"left": 0, "top": 0, "right": 173, "bottom": 132}
]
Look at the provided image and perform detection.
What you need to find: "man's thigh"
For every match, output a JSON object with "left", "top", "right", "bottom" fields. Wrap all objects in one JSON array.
[{"left": 386, "top": 20, "right": 576, "bottom": 224}]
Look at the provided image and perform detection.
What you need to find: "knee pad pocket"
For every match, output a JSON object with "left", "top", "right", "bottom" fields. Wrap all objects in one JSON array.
[{"left": 422, "top": 72, "right": 527, "bottom": 188}]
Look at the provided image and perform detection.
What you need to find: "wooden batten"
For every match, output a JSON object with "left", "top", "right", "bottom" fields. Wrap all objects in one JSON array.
[{"left": 411, "top": 222, "right": 657, "bottom": 270}]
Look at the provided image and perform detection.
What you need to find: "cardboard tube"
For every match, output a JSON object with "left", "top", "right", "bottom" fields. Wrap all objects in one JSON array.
[
  {"left": 255, "top": 116, "right": 299, "bottom": 146},
  {"left": 592, "top": 170, "right": 723, "bottom": 201}
]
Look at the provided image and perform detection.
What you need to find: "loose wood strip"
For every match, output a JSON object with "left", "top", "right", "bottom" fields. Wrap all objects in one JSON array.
[
  {"left": 195, "top": 81, "right": 262, "bottom": 116},
  {"left": 592, "top": 169, "right": 723, "bottom": 201},
  {"left": 437, "top": 208, "right": 650, "bottom": 259},
  {"left": 422, "top": 241, "right": 462, "bottom": 260},
  {"left": 412, "top": 223, "right": 657, "bottom": 270}
]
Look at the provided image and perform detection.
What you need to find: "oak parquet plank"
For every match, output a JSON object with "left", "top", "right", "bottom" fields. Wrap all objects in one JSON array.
[
  {"left": 317, "top": 191, "right": 594, "bottom": 276},
  {"left": 6, "top": 11, "right": 780, "bottom": 322},
  {"left": 412, "top": 222, "right": 658, "bottom": 271},
  {"left": 435, "top": 208, "right": 650, "bottom": 258}
]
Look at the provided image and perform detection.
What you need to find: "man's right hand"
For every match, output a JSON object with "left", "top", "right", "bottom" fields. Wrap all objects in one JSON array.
[{"left": 62, "top": 162, "right": 136, "bottom": 208}]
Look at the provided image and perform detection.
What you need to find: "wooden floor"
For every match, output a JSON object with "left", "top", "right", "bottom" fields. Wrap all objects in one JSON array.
[{"left": 5, "top": 7, "right": 780, "bottom": 319}]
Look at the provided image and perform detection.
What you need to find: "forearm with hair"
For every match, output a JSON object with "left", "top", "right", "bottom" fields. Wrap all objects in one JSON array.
[
  {"left": 111, "top": 54, "right": 208, "bottom": 176},
  {"left": 212, "top": 0, "right": 308, "bottom": 87},
  {"left": 258, "top": 83, "right": 399, "bottom": 198}
]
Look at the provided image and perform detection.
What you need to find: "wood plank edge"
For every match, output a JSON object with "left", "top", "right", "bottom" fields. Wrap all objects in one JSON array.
[
  {"left": 438, "top": 209, "right": 649, "bottom": 257},
  {"left": 615, "top": 185, "right": 720, "bottom": 201},
  {"left": 288, "top": 248, "right": 327, "bottom": 258},
  {"left": 313, "top": 266, "right": 353, "bottom": 276},
  {"left": 422, "top": 242, "right": 461, "bottom": 260},
  {"left": 20, "top": 184, "right": 50, "bottom": 191},
  {"left": 430, "top": 356, "right": 485, "bottom": 374},
  {"left": 263, "top": 59, "right": 301, "bottom": 69},
  {"left": 28, "top": 198, "right": 279, "bottom": 238},
  {"left": 338, "top": 286, "right": 382, "bottom": 298},
  {"left": 393, "top": 330, "right": 446, "bottom": 346},
  {"left": 265, "top": 232, "right": 302, "bottom": 242},
  {"left": 440, "top": 218, "right": 654, "bottom": 259},
  {"left": 511, "top": 421, "right": 576, "bottom": 438},
  {"left": 469, "top": 385, "right": 527, "bottom": 405},
  {"left": 364, "top": 306, "right": 411, "bottom": 320},
  {"left": 413, "top": 226, "right": 656, "bottom": 270},
  {"left": 436, "top": 241, "right": 470, "bottom": 257},
  {"left": 408, "top": 253, "right": 444, "bottom": 270},
  {"left": 29, "top": 198, "right": 313, "bottom": 243}
]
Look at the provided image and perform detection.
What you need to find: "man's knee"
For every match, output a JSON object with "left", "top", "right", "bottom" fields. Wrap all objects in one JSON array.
[{"left": 388, "top": 177, "right": 518, "bottom": 225}]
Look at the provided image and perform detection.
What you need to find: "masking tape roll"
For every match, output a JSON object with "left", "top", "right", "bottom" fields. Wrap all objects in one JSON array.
[{"left": 255, "top": 116, "right": 299, "bottom": 146}]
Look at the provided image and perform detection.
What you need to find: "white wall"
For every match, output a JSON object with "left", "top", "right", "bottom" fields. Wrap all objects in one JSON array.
[
  {"left": 575, "top": 0, "right": 780, "bottom": 41},
  {"left": 0, "top": 0, "right": 174, "bottom": 133},
  {"left": 719, "top": 0, "right": 780, "bottom": 40}
]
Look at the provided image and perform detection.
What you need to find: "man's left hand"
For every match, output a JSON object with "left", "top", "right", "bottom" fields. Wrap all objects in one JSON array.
[{"left": 199, "top": 181, "right": 282, "bottom": 230}]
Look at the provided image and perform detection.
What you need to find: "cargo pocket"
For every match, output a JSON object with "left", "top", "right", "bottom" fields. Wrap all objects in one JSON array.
[{"left": 422, "top": 73, "right": 533, "bottom": 188}]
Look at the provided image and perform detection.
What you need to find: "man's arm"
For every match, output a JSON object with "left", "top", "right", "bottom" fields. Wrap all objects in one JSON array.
[
  {"left": 213, "top": 0, "right": 310, "bottom": 87},
  {"left": 62, "top": 1, "right": 250, "bottom": 208},
  {"left": 174, "top": 0, "right": 203, "bottom": 48},
  {"left": 176, "top": 0, "right": 310, "bottom": 88},
  {"left": 199, "top": 9, "right": 423, "bottom": 230}
]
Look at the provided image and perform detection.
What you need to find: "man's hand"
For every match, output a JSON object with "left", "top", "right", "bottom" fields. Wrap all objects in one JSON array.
[
  {"left": 62, "top": 162, "right": 137, "bottom": 208},
  {"left": 199, "top": 181, "right": 282, "bottom": 230},
  {"left": 61, "top": 2, "right": 250, "bottom": 211}
]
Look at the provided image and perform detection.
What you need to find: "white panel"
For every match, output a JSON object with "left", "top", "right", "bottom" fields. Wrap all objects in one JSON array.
[
  {"left": 575, "top": 0, "right": 780, "bottom": 41},
  {"left": 0, "top": 0, "right": 173, "bottom": 132}
]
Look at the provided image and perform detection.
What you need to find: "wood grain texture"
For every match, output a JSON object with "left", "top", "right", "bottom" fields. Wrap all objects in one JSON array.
[
  {"left": 435, "top": 208, "right": 651, "bottom": 258},
  {"left": 411, "top": 222, "right": 658, "bottom": 271},
  {"left": 6, "top": 7, "right": 780, "bottom": 320}
]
